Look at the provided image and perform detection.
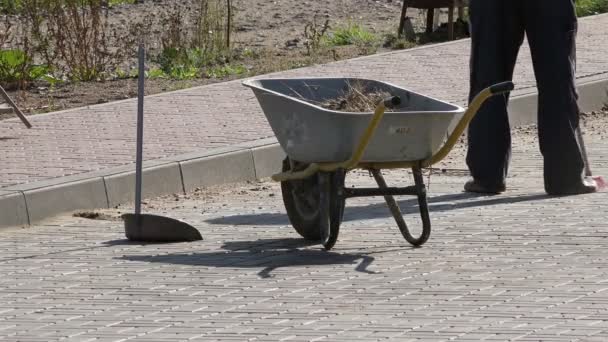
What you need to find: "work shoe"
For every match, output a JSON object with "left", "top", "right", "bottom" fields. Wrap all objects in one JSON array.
[
  {"left": 545, "top": 177, "right": 598, "bottom": 196},
  {"left": 463, "top": 179, "right": 506, "bottom": 195}
]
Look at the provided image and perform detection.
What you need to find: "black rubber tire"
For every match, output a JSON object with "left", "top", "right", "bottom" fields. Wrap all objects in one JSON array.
[
  {"left": 281, "top": 158, "right": 346, "bottom": 242},
  {"left": 281, "top": 158, "right": 323, "bottom": 240}
]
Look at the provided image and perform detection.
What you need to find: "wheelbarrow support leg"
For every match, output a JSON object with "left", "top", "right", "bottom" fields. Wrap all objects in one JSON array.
[
  {"left": 412, "top": 166, "right": 431, "bottom": 244},
  {"left": 371, "top": 168, "right": 431, "bottom": 246},
  {"left": 318, "top": 171, "right": 345, "bottom": 251},
  {"left": 318, "top": 172, "right": 333, "bottom": 249}
]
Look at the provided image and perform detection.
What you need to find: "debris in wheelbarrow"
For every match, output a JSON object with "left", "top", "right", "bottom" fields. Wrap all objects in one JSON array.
[
  {"left": 243, "top": 77, "right": 514, "bottom": 250},
  {"left": 318, "top": 80, "right": 397, "bottom": 113}
]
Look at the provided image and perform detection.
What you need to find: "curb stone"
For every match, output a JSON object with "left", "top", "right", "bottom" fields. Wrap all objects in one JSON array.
[
  {"left": 251, "top": 144, "right": 286, "bottom": 179},
  {"left": 0, "top": 191, "right": 28, "bottom": 229},
  {"left": 22, "top": 178, "right": 108, "bottom": 224},
  {"left": 180, "top": 149, "right": 257, "bottom": 192},
  {"left": 104, "top": 163, "right": 184, "bottom": 208},
  {"left": 509, "top": 75, "right": 608, "bottom": 127}
]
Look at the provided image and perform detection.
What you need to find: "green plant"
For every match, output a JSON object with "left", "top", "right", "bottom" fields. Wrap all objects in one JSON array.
[
  {"left": 156, "top": 47, "right": 206, "bottom": 80},
  {"left": 204, "top": 63, "right": 246, "bottom": 78},
  {"left": 382, "top": 33, "right": 417, "bottom": 50},
  {"left": 150, "top": 0, "right": 236, "bottom": 80},
  {"left": 241, "top": 48, "right": 257, "bottom": 59},
  {"left": 146, "top": 68, "right": 166, "bottom": 79},
  {"left": 191, "top": 0, "right": 234, "bottom": 57},
  {"left": 20, "top": 0, "right": 121, "bottom": 82},
  {"left": 107, "top": 0, "right": 135, "bottom": 6},
  {"left": 0, "top": 49, "right": 53, "bottom": 88},
  {"left": 576, "top": 0, "right": 608, "bottom": 16},
  {"left": 303, "top": 17, "right": 330, "bottom": 56},
  {"left": 326, "top": 22, "right": 377, "bottom": 47},
  {"left": 113, "top": 68, "right": 129, "bottom": 79},
  {"left": 2, "top": 0, "right": 136, "bottom": 13},
  {"left": 0, "top": 0, "right": 22, "bottom": 14}
]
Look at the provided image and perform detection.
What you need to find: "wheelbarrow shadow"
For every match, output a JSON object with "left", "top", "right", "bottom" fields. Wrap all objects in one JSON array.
[
  {"left": 118, "top": 238, "right": 378, "bottom": 279},
  {"left": 206, "top": 192, "right": 550, "bottom": 226}
]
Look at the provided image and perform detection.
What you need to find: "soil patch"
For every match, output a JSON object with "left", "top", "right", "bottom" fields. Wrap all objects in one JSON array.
[{"left": 73, "top": 211, "right": 122, "bottom": 221}]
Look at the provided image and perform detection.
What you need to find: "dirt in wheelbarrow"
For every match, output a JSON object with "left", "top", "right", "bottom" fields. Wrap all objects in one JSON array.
[{"left": 315, "top": 81, "right": 398, "bottom": 112}]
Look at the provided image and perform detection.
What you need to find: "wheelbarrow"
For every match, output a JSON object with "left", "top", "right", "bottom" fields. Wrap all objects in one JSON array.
[{"left": 243, "top": 77, "right": 514, "bottom": 250}]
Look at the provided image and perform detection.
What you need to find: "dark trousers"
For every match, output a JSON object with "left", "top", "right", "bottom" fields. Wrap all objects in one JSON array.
[{"left": 466, "top": 0, "right": 585, "bottom": 192}]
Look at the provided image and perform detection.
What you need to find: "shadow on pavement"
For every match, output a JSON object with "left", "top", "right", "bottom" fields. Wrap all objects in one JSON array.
[
  {"left": 119, "top": 238, "right": 380, "bottom": 278},
  {"left": 0, "top": 239, "right": 143, "bottom": 263},
  {"left": 206, "top": 192, "right": 550, "bottom": 226}
]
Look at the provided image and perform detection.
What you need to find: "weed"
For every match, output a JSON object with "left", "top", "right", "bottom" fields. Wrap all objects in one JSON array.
[
  {"left": 204, "top": 63, "right": 246, "bottom": 78},
  {"left": 107, "top": 0, "right": 135, "bottom": 7},
  {"left": 1, "top": 0, "right": 136, "bottom": 13},
  {"left": 158, "top": 4, "right": 187, "bottom": 52},
  {"left": 192, "top": 0, "right": 234, "bottom": 58},
  {"left": 156, "top": 47, "right": 207, "bottom": 80},
  {"left": 382, "top": 33, "right": 417, "bottom": 50},
  {"left": 3, "top": 0, "right": 238, "bottom": 84},
  {"left": 0, "top": 0, "right": 21, "bottom": 14},
  {"left": 20, "top": 0, "right": 120, "bottom": 81},
  {"left": 240, "top": 48, "right": 258, "bottom": 59},
  {"left": 113, "top": 68, "right": 130, "bottom": 80},
  {"left": 0, "top": 49, "right": 52, "bottom": 89},
  {"left": 303, "top": 16, "right": 330, "bottom": 56},
  {"left": 151, "top": 0, "right": 236, "bottom": 80},
  {"left": 327, "top": 22, "right": 377, "bottom": 47},
  {"left": 146, "top": 68, "right": 166, "bottom": 79}
]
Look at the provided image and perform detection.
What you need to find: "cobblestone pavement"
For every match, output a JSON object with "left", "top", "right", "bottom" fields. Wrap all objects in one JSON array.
[
  {"left": 1, "top": 122, "right": 607, "bottom": 341},
  {"left": 1, "top": 14, "right": 607, "bottom": 189}
]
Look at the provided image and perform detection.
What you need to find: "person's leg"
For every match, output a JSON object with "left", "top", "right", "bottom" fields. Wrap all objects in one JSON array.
[
  {"left": 523, "top": 0, "right": 596, "bottom": 195},
  {"left": 465, "top": 0, "right": 524, "bottom": 193}
]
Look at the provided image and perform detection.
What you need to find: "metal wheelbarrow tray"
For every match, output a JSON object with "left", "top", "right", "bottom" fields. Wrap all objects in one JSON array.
[
  {"left": 243, "top": 77, "right": 514, "bottom": 250},
  {"left": 244, "top": 78, "right": 463, "bottom": 163}
]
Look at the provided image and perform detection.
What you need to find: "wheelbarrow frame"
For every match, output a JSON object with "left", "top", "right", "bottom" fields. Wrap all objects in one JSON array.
[{"left": 255, "top": 81, "right": 514, "bottom": 250}]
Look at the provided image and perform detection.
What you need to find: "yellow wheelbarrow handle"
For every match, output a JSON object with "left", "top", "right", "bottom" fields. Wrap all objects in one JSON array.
[
  {"left": 272, "top": 81, "right": 514, "bottom": 181},
  {"left": 421, "top": 81, "right": 514, "bottom": 167}
]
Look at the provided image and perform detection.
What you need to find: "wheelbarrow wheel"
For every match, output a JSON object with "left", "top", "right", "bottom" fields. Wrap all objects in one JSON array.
[{"left": 281, "top": 158, "right": 345, "bottom": 242}]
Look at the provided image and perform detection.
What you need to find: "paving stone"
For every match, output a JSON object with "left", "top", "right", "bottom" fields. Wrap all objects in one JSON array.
[{"left": 1, "top": 14, "right": 608, "bottom": 342}]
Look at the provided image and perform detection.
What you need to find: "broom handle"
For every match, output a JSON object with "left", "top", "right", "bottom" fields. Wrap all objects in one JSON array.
[{"left": 135, "top": 43, "right": 145, "bottom": 216}]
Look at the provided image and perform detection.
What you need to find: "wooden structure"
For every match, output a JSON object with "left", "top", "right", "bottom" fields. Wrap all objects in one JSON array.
[{"left": 398, "top": 0, "right": 468, "bottom": 41}]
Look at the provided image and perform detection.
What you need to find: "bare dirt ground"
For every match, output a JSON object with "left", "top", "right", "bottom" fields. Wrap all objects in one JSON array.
[{"left": 1, "top": 0, "right": 451, "bottom": 117}]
